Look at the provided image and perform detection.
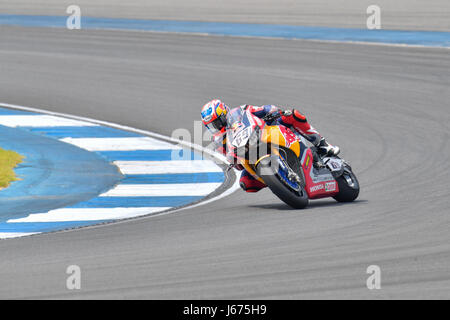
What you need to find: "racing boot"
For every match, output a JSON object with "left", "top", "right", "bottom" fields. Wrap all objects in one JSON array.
[{"left": 316, "top": 138, "right": 340, "bottom": 157}]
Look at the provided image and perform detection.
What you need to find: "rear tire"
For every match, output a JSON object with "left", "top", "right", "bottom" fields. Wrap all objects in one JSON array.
[
  {"left": 256, "top": 159, "right": 309, "bottom": 209},
  {"left": 333, "top": 170, "right": 360, "bottom": 202}
]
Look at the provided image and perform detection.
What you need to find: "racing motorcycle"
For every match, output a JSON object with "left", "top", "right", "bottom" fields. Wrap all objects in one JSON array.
[{"left": 226, "top": 107, "right": 359, "bottom": 209}]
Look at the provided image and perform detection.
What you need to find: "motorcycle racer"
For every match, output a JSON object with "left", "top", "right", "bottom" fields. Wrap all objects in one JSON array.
[{"left": 201, "top": 99, "right": 340, "bottom": 193}]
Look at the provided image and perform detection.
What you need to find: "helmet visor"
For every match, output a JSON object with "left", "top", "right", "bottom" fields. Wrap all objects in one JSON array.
[{"left": 206, "top": 114, "right": 227, "bottom": 133}]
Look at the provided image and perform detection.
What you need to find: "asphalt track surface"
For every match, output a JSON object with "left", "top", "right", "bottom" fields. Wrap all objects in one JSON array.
[{"left": 0, "top": 26, "right": 450, "bottom": 299}]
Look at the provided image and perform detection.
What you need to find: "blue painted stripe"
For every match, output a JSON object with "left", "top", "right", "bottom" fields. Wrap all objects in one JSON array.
[
  {"left": 97, "top": 150, "right": 206, "bottom": 161},
  {"left": 23, "top": 126, "right": 143, "bottom": 138},
  {"left": 0, "top": 15, "right": 449, "bottom": 47},
  {"left": 0, "top": 107, "right": 38, "bottom": 115},
  {"left": 0, "top": 220, "right": 112, "bottom": 233},
  {"left": 122, "top": 172, "right": 225, "bottom": 184},
  {"left": 69, "top": 196, "right": 202, "bottom": 208}
]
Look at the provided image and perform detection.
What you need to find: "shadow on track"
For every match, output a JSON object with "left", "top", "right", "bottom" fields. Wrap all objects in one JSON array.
[{"left": 248, "top": 199, "right": 368, "bottom": 211}]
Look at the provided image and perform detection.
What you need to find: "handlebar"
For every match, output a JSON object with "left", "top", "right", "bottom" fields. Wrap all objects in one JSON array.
[{"left": 262, "top": 111, "right": 282, "bottom": 123}]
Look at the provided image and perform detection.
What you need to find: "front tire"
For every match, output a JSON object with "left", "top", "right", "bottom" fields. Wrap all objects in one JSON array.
[{"left": 256, "top": 158, "right": 309, "bottom": 209}]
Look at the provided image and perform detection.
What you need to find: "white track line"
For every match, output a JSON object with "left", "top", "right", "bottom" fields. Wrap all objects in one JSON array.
[
  {"left": 0, "top": 115, "right": 98, "bottom": 127},
  {"left": 0, "top": 232, "right": 41, "bottom": 238},
  {"left": 114, "top": 160, "right": 223, "bottom": 174},
  {"left": 8, "top": 207, "right": 172, "bottom": 223},
  {"left": 61, "top": 137, "right": 181, "bottom": 151},
  {"left": 99, "top": 183, "right": 223, "bottom": 197}
]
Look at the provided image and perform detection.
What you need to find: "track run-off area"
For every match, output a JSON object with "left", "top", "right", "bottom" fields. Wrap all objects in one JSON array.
[
  {"left": 0, "top": 8, "right": 449, "bottom": 298},
  {"left": 0, "top": 103, "right": 232, "bottom": 239}
]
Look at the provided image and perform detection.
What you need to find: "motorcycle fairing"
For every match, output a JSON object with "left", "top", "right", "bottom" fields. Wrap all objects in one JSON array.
[{"left": 301, "top": 148, "right": 340, "bottom": 199}]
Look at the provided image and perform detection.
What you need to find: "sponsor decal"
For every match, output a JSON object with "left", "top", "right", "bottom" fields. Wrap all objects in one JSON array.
[
  {"left": 309, "top": 184, "right": 324, "bottom": 192},
  {"left": 325, "top": 181, "right": 337, "bottom": 192},
  {"left": 278, "top": 126, "right": 297, "bottom": 148},
  {"left": 304, "top": 155, "right": 311, "bottom": 170},
  {"left": 326, "top": 158, "right": 343, "bottom": 171},
  {"left": 311, "top": 173, "right": 334, "bottom": 183}
]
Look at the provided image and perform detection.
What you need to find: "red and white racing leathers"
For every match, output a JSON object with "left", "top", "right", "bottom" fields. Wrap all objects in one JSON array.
[{"left": 214, "top": 105, "right": 324, "bottom": 192}]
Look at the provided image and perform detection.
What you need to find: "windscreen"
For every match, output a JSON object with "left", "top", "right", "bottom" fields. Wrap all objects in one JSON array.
[{"left": 226, "top": 107, "right": 244, "bottom": 129}]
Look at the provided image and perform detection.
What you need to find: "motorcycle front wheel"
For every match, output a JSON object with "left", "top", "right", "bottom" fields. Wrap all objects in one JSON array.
[
  {"left": 256, "top": 156, "right": 309, "bottom": 209},
  {"left": 333, "top": 169, "right": 360, "bottom": 202}
]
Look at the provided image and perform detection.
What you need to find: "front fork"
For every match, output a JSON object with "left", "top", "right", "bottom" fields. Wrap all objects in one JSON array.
[
  {"left": 270, "top": 148, "right": 304, "bottom": 191},
  {"left": 240, "top": 144, "right": 305, "bottom": 190}
]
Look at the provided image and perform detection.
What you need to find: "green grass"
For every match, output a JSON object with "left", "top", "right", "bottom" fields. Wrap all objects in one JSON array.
[{"left": 0, "top": 148, "right": 23, "bottom": 189}]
